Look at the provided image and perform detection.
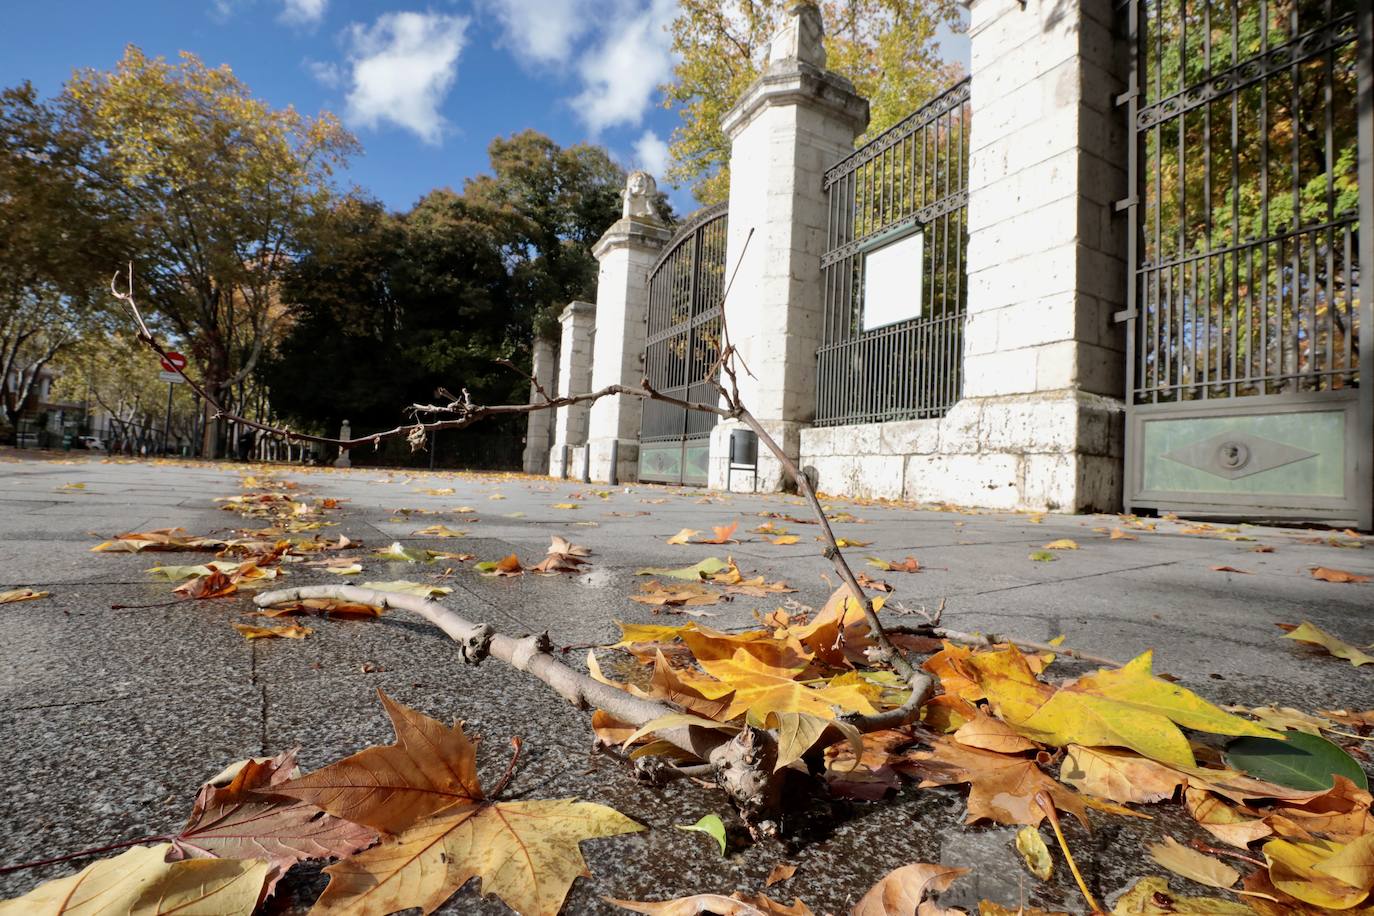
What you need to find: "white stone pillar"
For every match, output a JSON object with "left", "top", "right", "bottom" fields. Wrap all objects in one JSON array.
[
  {"left": 521, "top": 335, "right": 557, "bottom": 475},
  {"left": 587, "top": 172, "right": 673, "bottom": 483},
  {"left": 707, "top": 2, "right": 868, "bottom": 492},
  {"left": 548, "top": 301, "right": 595, "bottom": 478},
  {"left": 953, "top": 0, "right": 1129, "bottom": 511}
]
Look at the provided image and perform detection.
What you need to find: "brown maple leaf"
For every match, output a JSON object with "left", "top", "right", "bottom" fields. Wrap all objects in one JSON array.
[
  {"left": 168, "top": 750, "right": 376, "bottom": 894},
  {"left": 531, "top": 536, "right": 592, "bottom": 574},
  {"left": 281, "top": 692, "right": 641, "bottom": 916},
  {"left": 898, "top": 737, "right": 1090, "bottom": 829}
]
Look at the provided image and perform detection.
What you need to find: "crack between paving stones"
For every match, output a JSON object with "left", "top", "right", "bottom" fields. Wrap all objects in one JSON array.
[
  {"left": 258, "top": 685, "right": 269, "bottom": 756},
  {"left": 13, "top": 694, "right": 137, "bottom": 712}
]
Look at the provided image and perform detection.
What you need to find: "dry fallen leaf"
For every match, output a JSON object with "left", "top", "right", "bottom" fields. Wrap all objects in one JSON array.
[
  {"left": 233, "top": 623, "right": 312, "bottom": 640},
  {"left": 1042, "top": 539, "right": 1079, "bottom": 550},
  {"left": 1280, "top": 621, "right": 1374, "bottom": 667},
  {"left": 1059, "top": 745, "right": 1185, "bottom": 805},
  {"left": 697, "top": 522, "right": 740, "bottom": 544},
  {"left": 1311, "top": 566, "right": 1371, "bottom": 584},
  {"left": 168, "top": 750, "right": 376, "bottom": 893},
  {"left": 0, "top": 588, "right": 49, "bottom": 604},
  {"left": 0, "top": 843, "right": 268, "bottom": 915},
  {"left": 851, "top": 862, "right": 969, "bottom": 916},
  {"left": 1211, "top": 565, "right": 1250, "bottom": 574},
  {"left": 899, "top": 737, "right": 1090, "bottom": 828},
  {"left": 281, "top": 692, "right": 642, "bottom": 916},
  {"left": 667, "top": 528, "right": 698, "bottom": 545},
  {"left": 764, "top": 863, "right": 798, "bottom": 888},
  {"left": 1148, "top": 836, "right": 1240, "bottom": 890}
]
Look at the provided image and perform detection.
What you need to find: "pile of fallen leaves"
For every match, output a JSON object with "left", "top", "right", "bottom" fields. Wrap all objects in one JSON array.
[{"left": 583, "top": 584, "right": 1374, "bottom": 914}]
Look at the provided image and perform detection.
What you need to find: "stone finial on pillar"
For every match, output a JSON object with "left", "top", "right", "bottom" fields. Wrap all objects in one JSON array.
[
  {"left": 548, "top": 301, "right": 596, "bottom": 478},
  {"left": 587, "top": 171, "right": 673, "bottom": 484},
  {"left": 334, "top": 419, "right": 351, "bottom": 468},
  {"left": 766, "top": 1, "right": 826, "bottom": 69},
  {"left": 707, "top": 4, "right": 868, "bottom": 492},
  {"left": 521, "top": 335, "right": 558, "bottom": 474}
]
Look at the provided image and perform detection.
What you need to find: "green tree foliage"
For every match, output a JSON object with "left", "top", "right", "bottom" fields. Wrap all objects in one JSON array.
[
  {"left": 0, "top": 83, "right": 127, "bottom": 426},
  {"left": 1137, "top": 0, "right": 1361, "bottom": 397},
  {"left": 263, "top": 132, "right": 633, "bottom": 466},
  {"left": 50, "top": 332, "right": 199, "bottom": 452},
  {"left": 60, "top": 45, "right": 357, "bottom": 454},
  {"left": 662, "top": 0, "right": 965, "bottom": 204}
]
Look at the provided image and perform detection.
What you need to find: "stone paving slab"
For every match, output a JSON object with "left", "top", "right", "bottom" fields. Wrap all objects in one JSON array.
[{"left": 1, "top": 450, "right": 1371, "bottom": 914}]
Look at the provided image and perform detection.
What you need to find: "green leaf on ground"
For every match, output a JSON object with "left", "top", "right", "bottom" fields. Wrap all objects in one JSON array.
[
  {"left": 635, "top": 558, "right": 731, "bottom": 581},
  {"left": 1225, "top": 730, "right": 1369, "bottom": 792},
  {"left": 674, "top": 814, "right": 727, "bottom": 856},
  {"left": 1028, "top": 551, "right": 1057, "bottom": 562}
]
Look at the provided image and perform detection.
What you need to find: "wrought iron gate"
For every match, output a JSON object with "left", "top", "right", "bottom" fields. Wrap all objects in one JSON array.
[
  {"left": 1121, "top": 0, "right": 1373, "bottom": 527},
  {"left": 638, "top": 203, "right": 728, "bottom": 485},
  {"left": 816, "top": 78, "right": 970, "bottom": 426}
]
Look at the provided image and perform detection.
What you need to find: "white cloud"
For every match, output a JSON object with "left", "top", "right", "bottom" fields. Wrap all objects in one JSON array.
[
  {"left": 481, "top": 0, "right": 590, "bottom": 66},
  {"left": 632, "top": 129, "right": 670, "bottom": 178},
  {"left": 570, "top": 0, "right": 675, "bottom": 134},
  {"left": 281, "top": 0, "right": 327, "bottom": 26},
  {"left": 304, "top": 58, "right": 343, "bottom": 88},
  {"left": 342, "top": 12, "right": 469, "bottom": 145}
]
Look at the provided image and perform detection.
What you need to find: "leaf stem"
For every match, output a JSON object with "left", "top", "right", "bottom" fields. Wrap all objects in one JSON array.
[
  {"left": 0, "top": 834, "right": 172, "bottom": 875},
  {"left": 1035, "top": 792, "right": 1101, "bottom": 914},
  {"left": 490, "top": 737, "right": 523, "bottom": 799}
]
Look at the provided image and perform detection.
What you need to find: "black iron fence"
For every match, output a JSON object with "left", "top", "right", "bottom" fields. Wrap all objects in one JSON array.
[
  {"left": 1124, "top": 0, "right": 1364, "bottom": 403},
  {"left": 816, "top": 77, "right": 971, "bottom": 426},
  {"left": 639, "top": 202, "right": 728, "bottom": 485}
]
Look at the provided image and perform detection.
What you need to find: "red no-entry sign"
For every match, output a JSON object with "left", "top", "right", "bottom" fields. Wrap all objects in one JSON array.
[{"left": 160, "top": 352, "right": 188, "bottom": 373}]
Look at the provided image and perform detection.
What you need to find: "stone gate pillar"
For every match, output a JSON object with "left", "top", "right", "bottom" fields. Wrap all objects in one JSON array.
[
  {"left": 548, "top": 300, "right": 595, "bottom": 478},
  {"left": 587, "top": 172, "right": 673, "bottom": 483},
  {"left": 956, "top": 0, "right": 1130, "bottom": 511},
  {"left": 521, "top": 335, "right": 557, "bottom": 475},
  {"left": 707, "top": 2, "right": 868, "bottom": 492}
]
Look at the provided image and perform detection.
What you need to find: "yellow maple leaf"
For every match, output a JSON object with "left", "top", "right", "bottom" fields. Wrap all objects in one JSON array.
[{"left": 969, "top": 650, "right": 1280, "bottom": 768}]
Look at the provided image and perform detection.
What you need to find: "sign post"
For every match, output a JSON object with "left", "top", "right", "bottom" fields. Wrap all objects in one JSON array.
[{"left": 159, "top": 352, "right": 187, "bottom": 456}]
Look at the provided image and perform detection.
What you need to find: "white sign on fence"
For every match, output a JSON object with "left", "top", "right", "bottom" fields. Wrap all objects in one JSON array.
[{"left": 862, "top": 229, "right": 924, "bottom": 331}]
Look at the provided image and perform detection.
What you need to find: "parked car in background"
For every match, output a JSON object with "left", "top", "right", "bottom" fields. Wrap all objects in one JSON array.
[{"left": 75, "top": 436, "right": 106, "bottom": 451}]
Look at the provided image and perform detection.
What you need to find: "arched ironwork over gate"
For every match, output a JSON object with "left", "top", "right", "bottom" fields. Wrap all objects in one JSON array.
[{"left": 638, "top": 202, "right": 728, "bottom": 485}]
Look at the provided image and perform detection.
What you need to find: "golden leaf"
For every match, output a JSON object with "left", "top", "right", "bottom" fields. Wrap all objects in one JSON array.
[
  {"left": 232, "top": 622, "right": 312, "bottom": 640},
  {"left": 1148, "top": 836, "right": 1240, "bottom": 890},
  {"left": 0, "top": 843, "right": 266, "bottom": 915}
]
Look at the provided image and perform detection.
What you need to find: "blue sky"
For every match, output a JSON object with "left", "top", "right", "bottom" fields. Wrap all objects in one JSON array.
[{"left": 2, "top": 1, "right": 968, "bottom": 217}]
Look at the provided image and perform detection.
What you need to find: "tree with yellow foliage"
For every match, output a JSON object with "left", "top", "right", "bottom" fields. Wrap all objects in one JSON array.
[
  {"left": 662, "top": 0, "right": 965, "bottom": 204},
  {"left": 62, "top": 46, "right": 357, "bottom": 456}
]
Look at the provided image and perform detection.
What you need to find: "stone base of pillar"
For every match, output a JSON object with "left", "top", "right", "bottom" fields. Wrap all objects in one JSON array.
[
  {"left": 588, "top": 437, "right": 638, "bottom": 485},
  {"left": 522, "top": 447, "right": 549, "bottom": 476},
  {"left": 548, "top": 444, "right": 571, "bottom": 480},
  {"left": 708, "top": 419, "right": 806, "bottom": 494},
  {"left": 795, "top": 392, "right": 1124, "bottom": 512}
]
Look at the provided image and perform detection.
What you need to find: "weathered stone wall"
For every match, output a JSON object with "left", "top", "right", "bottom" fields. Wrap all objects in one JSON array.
[{"left": 799, "top": 392, "right": 1123, "bottom": 511}]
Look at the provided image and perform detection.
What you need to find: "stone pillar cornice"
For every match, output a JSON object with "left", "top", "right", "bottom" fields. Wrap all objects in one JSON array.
[
  {"left": 721, "top": 61, "right": 869, "bottom": 141},
  {"left": 558, "top": 299, "right": 595, "bottom": 323},
  {"left": 591, "top": 216, "right": 673, "bottom": 261}
]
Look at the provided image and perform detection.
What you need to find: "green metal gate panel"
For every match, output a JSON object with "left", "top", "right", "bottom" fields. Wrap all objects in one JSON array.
[
  {"left": 638, "top": 203, "right": 727, "bottom": 486},
  {"left": 1119, "top": 0, "right": 1373, "bottom": 527}
]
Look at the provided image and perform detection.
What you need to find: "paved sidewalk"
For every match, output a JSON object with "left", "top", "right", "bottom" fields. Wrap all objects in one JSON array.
[{"left": 1, "top": 450, "right": 1371, "bottom": 913}]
